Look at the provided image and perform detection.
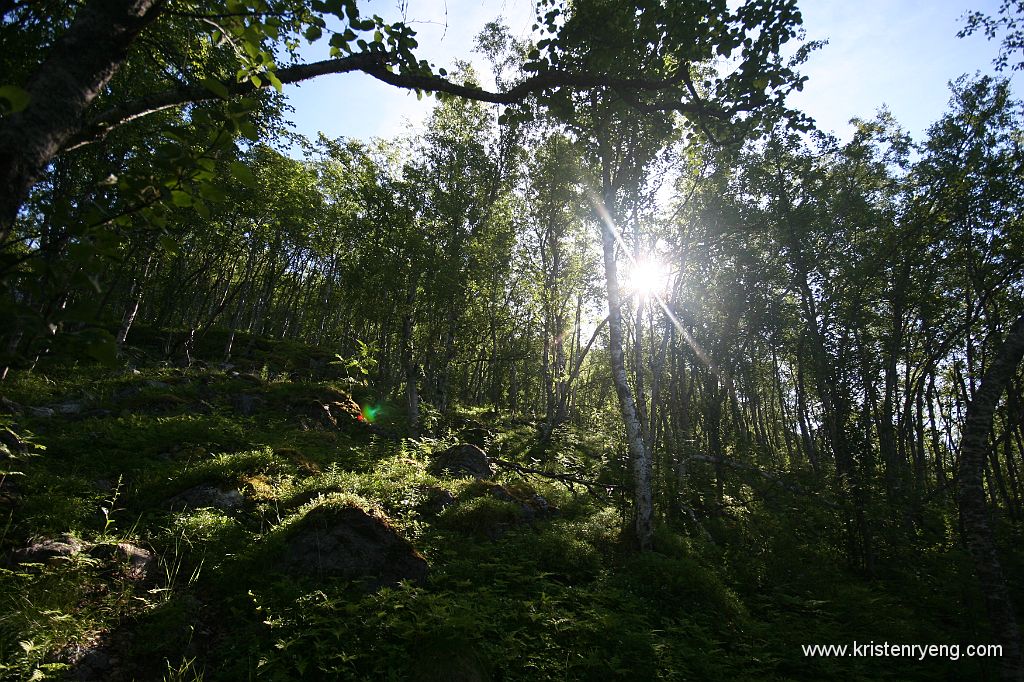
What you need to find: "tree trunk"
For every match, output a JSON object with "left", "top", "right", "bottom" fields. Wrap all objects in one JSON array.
[
  {"left": 400, "top": 274, "right": 420, "bottom": 437},
  {"left": 116, "top": 251, "right": 154, "bottom": 347},
  {"left": 958, "top": 313, "right": 1024, "bottom": 681},
  {"left": 597, "top": 190, "right": 653, "bottom": 551},
  {"left": 0, "top": 0, "right": 163, "bottom": 239}
]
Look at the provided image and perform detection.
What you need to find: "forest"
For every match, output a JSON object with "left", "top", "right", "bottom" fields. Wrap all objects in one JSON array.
[{"left": 1, "top": 0, "right": 1023, "bottom": 679}]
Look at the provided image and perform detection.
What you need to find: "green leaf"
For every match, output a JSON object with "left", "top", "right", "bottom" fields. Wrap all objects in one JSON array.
[
  {"left": 159, "top": 234, "right": 179, "bottom": 254},
  {"left": 200, "top": 77, "right": 230, "bottom": 99},
  {"left": 199, "top": 182, "right": 228, "bottom": 202},
  {"left": 266, "top": 70, "right": 283, "bottom": 93},
  {"left": 230, "top": 161, "right": 257, "bottom": 187},
  {"left": 0, "top": 85, "right": 30, "bottom": 113},
  {"left": 194, "top": 198, "right": 211, "bottom": 219},
  {"left": 170, "top": 190, "right": 193, "bottom": 207},
  {"left": 304, "top": 25, "right": 322, "bottom": 41}
]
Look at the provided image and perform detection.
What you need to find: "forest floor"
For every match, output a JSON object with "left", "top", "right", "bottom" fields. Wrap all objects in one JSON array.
[{"left": 0, "top": 329, "right": 1010, "bottom": 680}]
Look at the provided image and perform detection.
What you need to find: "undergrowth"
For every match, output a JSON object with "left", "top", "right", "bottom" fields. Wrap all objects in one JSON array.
[{"left": 0, "top": 333, "right": 1006, "bottom": 681}]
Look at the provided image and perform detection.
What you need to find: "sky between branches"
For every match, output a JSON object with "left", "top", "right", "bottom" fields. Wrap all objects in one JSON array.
[{"left": 283, "top": 0, "right": 1021, "bottom": 145}]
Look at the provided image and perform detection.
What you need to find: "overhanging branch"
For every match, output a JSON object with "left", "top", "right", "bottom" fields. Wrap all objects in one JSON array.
[{"left": 69, "top": 54, "right": 731, "bottom": 151}]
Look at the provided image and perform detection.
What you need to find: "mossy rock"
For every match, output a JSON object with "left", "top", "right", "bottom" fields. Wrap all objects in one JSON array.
[
  {"left": 276, "top": 503, "right": 428, "bottom": 588},
  {"left": 428, "top": 444, "right": 492, "bottom": 479},
  {"left": 439, "top": 496, "right": 527, "bottom": 540}
]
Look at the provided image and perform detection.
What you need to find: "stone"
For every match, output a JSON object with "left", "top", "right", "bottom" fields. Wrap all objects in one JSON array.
[
  {"left": 0, "top": 477, "right": 21, "bottom": 509},
  {"left": 14, "top": 534, "right": 85, "bottom": 564},
  {"left": 89, "top": 542, "right": 156, "bottom": 581},
  {"left": 81, "top": 408, "right": 112, "bottom": 419},
  {"left": 309, "top": 393, "right": 364, "bottom": 431},
  {"left": 56, "top": 401, "right": 84, "bottom": 415},
  {"left": 0, "top": 426, "right": 28, "bottom": 455},
  {"left": 27, "top": 406, "right": 55, "bottom": 418},
  {"left": 93, "top": 479, "right": 116, "bottom": 492},
  {"left": 112, "top": 385, "right": 141, "bottom": 401},
  {"left": 483, "top": 483, "right": 554, "bottom": 522},
  {"left": 416, "top": 485, "right": 457, "bottom": 516},
  {"left": 449, "top": 416, "right": 484, "bottom": 430},
  {"left": 61, "top": 630, "right": 133, "bottom": 682},
  {"left": 461, "top": 426, "right": 492, "bottom": 448},
  {"left": 64, "top": 638, "right": 117, "bottom": 681},
  {"left": 0, "top": 396, "right": 22, "bottom": 414},
  {"left": 168, "top": 484, "right": 244, "bottom": 511},
  {"left": 328, "top": 397, "right": 362, "bottom": 421},
  {"left": 233, "top": 393, "right": 264, "bottom": 416},
  {"left": 281, "top": 503, "right": 428, "bottom": 588},
  {"left": 428, "top": 444, "right": 493, "bottom": 479}
]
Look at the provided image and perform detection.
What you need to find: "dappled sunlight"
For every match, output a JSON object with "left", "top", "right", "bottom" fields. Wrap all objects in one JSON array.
[{"left": 4, "top": 0, "right": 1021, "bottom": 676}]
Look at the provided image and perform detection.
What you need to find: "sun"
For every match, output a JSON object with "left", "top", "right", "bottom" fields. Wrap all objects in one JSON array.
[{"left": 626, "top": 257, "right": 670, "bottom": 296}]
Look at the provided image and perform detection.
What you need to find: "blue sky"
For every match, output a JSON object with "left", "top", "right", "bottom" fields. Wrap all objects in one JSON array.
[{"left": 282, "top": 0, "right": 1018, "bottom": 145}]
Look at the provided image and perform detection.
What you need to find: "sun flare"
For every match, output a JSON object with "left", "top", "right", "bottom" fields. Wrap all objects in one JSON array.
[{"left": 626, "top": 258, "right": 670, "bottom": 296}]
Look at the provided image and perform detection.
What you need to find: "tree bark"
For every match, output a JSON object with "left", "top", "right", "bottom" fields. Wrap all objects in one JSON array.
[
  {"left": 958, "top": 313, "right": 1024, "bottom": 681},
  {"left": 400, "top": 273, "right": 420, "bottom": 437},
  {"left": 0, "top": 0, "right": 163, "bottom": 240},
  {"left": 597, "top": 190, "right": 653, "bottom": 551}
]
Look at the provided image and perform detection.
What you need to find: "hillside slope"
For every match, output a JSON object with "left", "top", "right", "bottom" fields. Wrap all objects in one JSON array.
[{"left": 0, "top": 333, "right": 1008, "bottom": 680}]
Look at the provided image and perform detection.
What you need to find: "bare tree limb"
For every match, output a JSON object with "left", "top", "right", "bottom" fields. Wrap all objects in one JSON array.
[{"left": 491, "top": 457, "right": 619, "bottom": 501}]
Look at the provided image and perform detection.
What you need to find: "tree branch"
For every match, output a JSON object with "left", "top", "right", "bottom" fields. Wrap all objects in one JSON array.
[
  {"left": 491, "top": 457, "right": 619, "bottom": 501},
  {"left": 69, "top": 55, "right": 730, "bottom": 151},
  {"left": 65, "top": 51, "right": 389, "bottom": 151}
]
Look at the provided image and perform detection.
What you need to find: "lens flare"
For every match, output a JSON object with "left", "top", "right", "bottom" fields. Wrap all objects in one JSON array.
[{"left": 627, "top": 258, "right": 669, "bottom": 295}]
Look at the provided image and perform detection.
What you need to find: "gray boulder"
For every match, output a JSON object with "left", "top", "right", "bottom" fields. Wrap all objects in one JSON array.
[
  {"left": 168, "top": 484, "right": 244, "bottom": 511},
  {"left": 416, "top": 485, "right": 457, "bottom": 516},
  {"left": 0, "top": 396, "right": 22, "bottom": 414},
  {"left": 232, "top": 393, "right": 264, "bottom": 416},
  {"left": 484, "top": 483, "right": 554, "bottom": 522},
  {"left": 460, "top": 426, "right": 493, "bottom": 448},
  {"left": 0, "top": 426, "right": 28, "bottom": 455},
  {"left": 14, "top": 534, "right": 85, "bottom": 564},
  {"left": 281, "top": 504, "right": 428, "bottom": 588},
  {"left": 89, "top": 542, "right": 156, "bottom": 581},
  {"left": 56, "top": 401, "right": 84, "bottom": 415},
  {"left": 428, "top": 444, "right": 493, "bottom": 479}
]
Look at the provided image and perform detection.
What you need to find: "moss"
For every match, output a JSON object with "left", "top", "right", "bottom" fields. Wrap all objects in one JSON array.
[
  {"left": 618, "top": 550, "right": 749, "bottom": 626},
  {"left": 0, "top": 346, "right": 1005, "bottom": 682},
  {"left": 437, "top": 495, "right": 525, "bottom": 539}
]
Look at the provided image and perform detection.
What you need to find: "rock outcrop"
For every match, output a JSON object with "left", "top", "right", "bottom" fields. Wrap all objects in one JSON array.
[
  {"left": 428, "top": 444, "right": 493, "bottom": 479},
  {"left": 281, "top": 503, "right": 428, "bottom": 588},
  {"left": 168, "top": 484, "right": 244, "bottom": 511}
]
